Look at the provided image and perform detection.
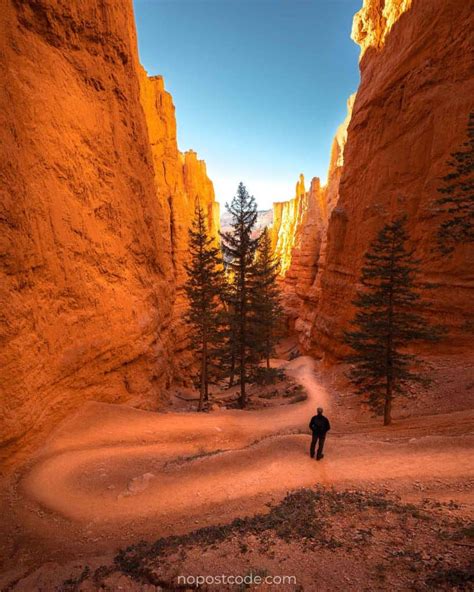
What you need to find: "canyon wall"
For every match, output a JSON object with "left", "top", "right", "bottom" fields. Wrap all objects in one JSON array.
[
  {"left": 0, "top": 0, "right": 218, "bottom": 466},
  {"left": 139, "top": 72, "right": 219, "bottom": 368},
  {"left": 272, "top": 174, "right": 309, "bottom": 277},
  {"left": 279, "top": 0, "right": 474, "bottom": 358},
  {"left": 271, "top": 95, "right": 354, "bottom": 347},
  {"left": 272, "top": 175, "right": 325, "bottom": 329}
]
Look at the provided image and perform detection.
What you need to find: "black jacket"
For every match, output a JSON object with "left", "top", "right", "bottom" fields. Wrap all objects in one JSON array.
[{"left": 309, "top": 414, "right": 331, "bottom": 436}]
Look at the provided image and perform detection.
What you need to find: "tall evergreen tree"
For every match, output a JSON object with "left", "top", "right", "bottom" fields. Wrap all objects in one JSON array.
[
  {"left": 344, "top": 216, "right": 442, "bottom": 426},
  {"left": 216, "top": 268, "right": 239, "bottom": 389},
  {"left": 220, "top": 182, "right": 259, "bottom": 408},
  {"left": 435, "top": 112, "right": 474, "bottom": 253},
  {"left": 184, "top": 203, "right": 224, "bottom": 411},
  {"left": 250, "top": 227, "right": 283, "bottom": 369}
]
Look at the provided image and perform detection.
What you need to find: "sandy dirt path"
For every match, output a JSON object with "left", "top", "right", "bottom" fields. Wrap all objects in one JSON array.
[
  {"left": 1, "top": 356, "right": 473, "bottom": 582},
  {"left": 19, "top": 358, "right": 329, "bottom": 520}
]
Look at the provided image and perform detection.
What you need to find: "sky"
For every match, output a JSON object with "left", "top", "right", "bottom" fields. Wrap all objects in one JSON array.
[{"left": 133, "top": 0, "right": 362, "bottom": 210}]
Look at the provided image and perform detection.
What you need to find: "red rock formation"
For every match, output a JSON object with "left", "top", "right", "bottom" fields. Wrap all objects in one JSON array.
[
  {"left": 283, "top": 0, "right": 474, "bottom": 358},
  {"left": 272, "top": 174, "right": 308, "bottom": 277},
  {"left": 139, "top": 72, "right": 219, "bottom": 368},
  {"left": 271, "top": 96, "right": 354, "bottom": 346},
  {"left": 272, "top": 176, "right": 325, "bottom": 329},
  {"left": 0, "top": 0, "right": 218, "bottom": 466},
  {"left": 183, "top": 150, "right": 220, "bottom": 242},
  {"left": 352, "top": 0, "right": 412, "bottom": 59}
]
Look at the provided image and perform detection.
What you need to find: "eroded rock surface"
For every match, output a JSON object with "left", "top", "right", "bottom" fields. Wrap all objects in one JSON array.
[
  {"left": 275, "top": 0, "right": 474, "bottom": 358},
  {"left": 0, "top": 0, "right": 218, "bottom": 466},
  {"left": 271, "top": 95, "right": 354, "bottom": 348},
  {"left": 314, "top": 0, "right": 474, "bottom": 358}
]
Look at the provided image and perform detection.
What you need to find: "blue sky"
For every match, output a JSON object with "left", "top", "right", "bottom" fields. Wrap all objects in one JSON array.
[{"left": 133, "top": 0, "right": 362, "bottom": 210}]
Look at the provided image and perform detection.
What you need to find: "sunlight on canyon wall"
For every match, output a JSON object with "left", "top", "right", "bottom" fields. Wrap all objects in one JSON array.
[
  {"left": 270, "top": 95, "right": 355, "bottom": 344},
  {"left": 274, "top": 0, "right": 474, "bottom": 358},
  {"left": 0, "top": 0, "right": 219, "bottom": 466},
  {"left": 139, "top": 71, "right": 219, "bottom": 363},
  {"left": 352, "top": 0, "right": 413, "bottom": 58},
  {"left": 272, "top": 174, "right": 309, "bottom": 276}
]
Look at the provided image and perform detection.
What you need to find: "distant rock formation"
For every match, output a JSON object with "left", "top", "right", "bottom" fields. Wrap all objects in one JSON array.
[
  {"left": 221, "top": 208, "right": 272, "bottom": 238},
  {"left": 0, "top": 0, "right": 219, "bottom": 466},
  {"left": 271, "top": 95, "right": 355, "bottom": 345}
]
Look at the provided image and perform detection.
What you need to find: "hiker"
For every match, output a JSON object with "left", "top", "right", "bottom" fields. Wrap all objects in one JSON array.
[{"left": 309, "top": 407, "right": 331, "bottom": 460}]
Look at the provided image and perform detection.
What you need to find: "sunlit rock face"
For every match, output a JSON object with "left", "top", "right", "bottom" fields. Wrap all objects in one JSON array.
[
  {"left": 352, "top": 0, "right": 412, "bottom": 58},
  {"left": 139, "top": 73, "right": 219, "bottom": 368},
  {"left": 272, "top": 174, "right": 309, "bottom": 277},
  {"left": 184, "top": 151, "right": 220, "bottom": 245},
  {"left": 272, "top": 95, "right": 354, "bottom": 346},
  {"left": 307, "top": 0, "right": 474, "bottom": 358},
  {"left": 272, "top": 177, "right": 325, "bottom": 328},
  {"left": 0, "top": 0, "right": 218, "bottom": 466},
  {"left": 325, "top": 94, "right": 356, "bottom": 213}
]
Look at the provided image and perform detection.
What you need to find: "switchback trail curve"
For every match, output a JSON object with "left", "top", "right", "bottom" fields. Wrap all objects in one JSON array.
[{"left": 17, "top": 356, "right": 473, "bottom": 529}]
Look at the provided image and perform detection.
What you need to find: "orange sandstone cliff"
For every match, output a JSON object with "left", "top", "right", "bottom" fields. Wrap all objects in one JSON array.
[
  {"left": 272, "top": 174, "right": 310, "bottom": 277},
  {"left": 276, "top": 0, "right": 474, "bottom": 357},
  {"left": 271, "top": 95, "right": 354, "bottom": 347},
  {"left": 138, "top": 72, "right": 219, "bottom": 367},
  {"left": 272, "top": 175, "right": 326, "bottom": 330},
  {"left": 0, "top": 0, "right": 218, "bottom": 465}
]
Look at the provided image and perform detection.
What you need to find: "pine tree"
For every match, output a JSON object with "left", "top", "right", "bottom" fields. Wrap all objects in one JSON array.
[
  {"left": 184, "top": 203, "right": 224, "bottom": 411},
  {"left": 220, "top": 182, "right": 259, "bottom": 408},
  {"left": 436, "top": 112, "right": 474, "bottom": 253},
  {"left": 250, "top": 227, "right": 283, "bottom": 370},
  {"left": 344, "top": 216, "right": 442, "bottom": 426},
  {"left": 215, "top": 268, "right": 239, "bottom": 389}
]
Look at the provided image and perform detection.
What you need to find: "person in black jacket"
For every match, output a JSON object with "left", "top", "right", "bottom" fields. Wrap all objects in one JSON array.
[{"left": 309, "top": 407, "right": 331, "bottom": 460}]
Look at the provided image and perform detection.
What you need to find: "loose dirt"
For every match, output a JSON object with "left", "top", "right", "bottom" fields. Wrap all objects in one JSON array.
[{"left": 1, "top": 355, "right": 472, "bottom": 590}]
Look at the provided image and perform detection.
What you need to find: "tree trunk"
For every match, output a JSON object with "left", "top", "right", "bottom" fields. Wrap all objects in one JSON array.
[
  {"left": 198, "top": 326, "right": 209, "bottom": 411},
  {"left": 203, "top": 337, "right": 208, "bottom": 404},
  {"left": 239, "top": 342, "right": 246, "bottom": 408},
  {"left": 384, "top": 237, "right": 395, "bottom": 426},
  {"left": 228, "top": 348, "right": 235, "bottom": 388},
  {"left": 239, "top": 296, "right": 246, "bottom": 407},
  {"left": 384, "top": 380, "right": 392, "bottom": 426},
  {"left": 239, "top": 249, "right": 246, "bottom": 408},
  {"left": 199, "top": 346, "right": 206, "bottom": 412}
]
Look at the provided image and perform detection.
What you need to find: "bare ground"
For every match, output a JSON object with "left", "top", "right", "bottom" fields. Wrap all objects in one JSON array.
[{"left": 0, "top": 350, "right": 473, "bottom": 591}]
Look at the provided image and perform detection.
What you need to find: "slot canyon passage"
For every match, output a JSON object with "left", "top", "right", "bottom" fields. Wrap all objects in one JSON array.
[{"left": 0, "top": 0, "right": 473, "bottom": 590}]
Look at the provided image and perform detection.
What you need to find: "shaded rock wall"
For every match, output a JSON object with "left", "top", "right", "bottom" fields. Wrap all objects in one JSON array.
[
  {"left": 0, "top": 0, "right": 218, "bottom": 466},
  {"left": 313, "top": 0, "right": 474, "bottom": 358},
  {"left": 278, "top": 0, "right": 474, "bottom": 358}
]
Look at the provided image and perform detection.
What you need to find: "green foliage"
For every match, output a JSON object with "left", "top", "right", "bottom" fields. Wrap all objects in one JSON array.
[
  {"left": 184, "top": 203, "right": 224, "bottom": 410},
  {"left": 250, "top": 366, "right": 285, "bottom": 385},
  {"left": 249, "top": 227, "right": 283, "bottom": 368},
  {"left": 436, "top": 112, "right": 474, "bottom": 253},
  {"left": 185, "top": 186, "right": 285, "bottom": 408},
  {"left": 220, "top": 182, "right": 260, "bottom": 407},
  {"left": 344, "top": 216, "right": 443, "bottom": 425}
]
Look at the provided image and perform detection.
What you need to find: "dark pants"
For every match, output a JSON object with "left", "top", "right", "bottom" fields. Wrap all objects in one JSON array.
[{"left": 310, "top": 434, "right": 326, "bottom": 459}]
